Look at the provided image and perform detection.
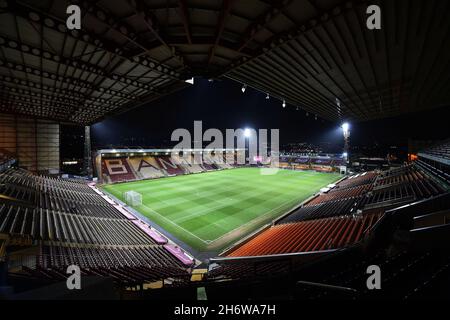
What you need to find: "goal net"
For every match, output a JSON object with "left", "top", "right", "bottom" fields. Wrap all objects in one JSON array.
[{"left": 124, "top": 190, "right": 142, "bottom": 206}]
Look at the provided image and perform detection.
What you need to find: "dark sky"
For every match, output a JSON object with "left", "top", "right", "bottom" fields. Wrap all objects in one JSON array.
[{"left": 91, "top": 78, "right": 450, "bottom": 149}]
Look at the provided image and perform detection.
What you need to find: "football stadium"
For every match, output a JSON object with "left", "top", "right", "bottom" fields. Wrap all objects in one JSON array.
[
  {"left": 0, "top": 0, "right": 450, "bottom": 309},
  {"left": 102, "top": 168, "right": 342, "bottom": 251}
]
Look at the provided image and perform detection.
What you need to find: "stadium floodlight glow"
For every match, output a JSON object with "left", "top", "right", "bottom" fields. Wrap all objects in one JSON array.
[
  {"left": 342, "top": 122, "right": 350, "bottom": 133},
  {"left": 241, "top": 84, "right": 247, "bottom": 93},
  {"left": 185, "top": 77, "right": 194, "bottom": 85},
  {"left": 341, "top": 122, "right": 350, "bottom": 139},
  {"left": 341, "top": 122, "right": 350, "bottom": 164},
  {"left": 244, "top": 128, "right": 251, "bottom": 138},
  {"left": 282, "top": 99, "right": 286, "bottom": 108}
]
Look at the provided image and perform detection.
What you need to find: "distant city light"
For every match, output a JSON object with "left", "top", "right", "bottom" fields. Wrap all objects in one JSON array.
[
  {"left": 62, "top": 161, "right": 78, "bottom": 165},
  {"left": 241, "top": 84, "right": 247, "bottom": 93},
  {"left": 282, "top": 99, "right": 286, "bottom": 108}
]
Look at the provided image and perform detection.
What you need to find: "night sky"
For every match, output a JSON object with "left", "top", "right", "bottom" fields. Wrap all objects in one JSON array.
[{"left": 91, "top": 78, "right": 450, "bottom": 150}]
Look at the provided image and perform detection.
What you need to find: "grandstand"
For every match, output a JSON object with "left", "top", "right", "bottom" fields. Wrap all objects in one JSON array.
[
  {"left": 207, "top": 157, "right": 450, "bottom": 296},
  {"left": 217, "top": 164, "right": 447, "bottom": 258},
  {"left": 1, "top": 168, "right": 195, "bottom": 289},
  {"left": 417, "top": 140, "right": 450, "bottom": 184},
  {"left": 277, "top": 154, "right": 346, "bottom": 172},
  {"left": 0, "top": 0, "right": 449, "bottom": 303},
  {"left": 95, "top": 149, "right": 247, "bottom": 184}
]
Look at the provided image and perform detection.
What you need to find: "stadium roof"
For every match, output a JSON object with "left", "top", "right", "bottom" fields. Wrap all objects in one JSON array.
[
  {"left": 0, "top": 0, "right": 449, "bottom": 125},
  {"left": 97, "top": 148, "right": 244, "bottom": 155}
]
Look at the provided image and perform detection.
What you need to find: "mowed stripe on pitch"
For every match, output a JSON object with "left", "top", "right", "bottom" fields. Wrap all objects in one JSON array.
[{"left": 102, "top": 168, "right": 341, "bottom": 248}]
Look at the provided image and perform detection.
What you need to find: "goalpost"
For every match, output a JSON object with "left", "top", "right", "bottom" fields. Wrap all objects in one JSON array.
[{"left": 124, "top": 190, "right": 142, "bottom": 206}]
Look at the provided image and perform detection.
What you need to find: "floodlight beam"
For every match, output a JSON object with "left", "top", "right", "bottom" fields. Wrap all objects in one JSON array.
[{"left": 244, "top": 128, "right": 251, "bottom": 138}]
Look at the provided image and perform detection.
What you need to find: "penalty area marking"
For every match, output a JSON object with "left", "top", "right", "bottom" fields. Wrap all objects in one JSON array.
[
  {"left": 140, "top": 203, "right": 210, "bottom": 245},
  {"left": 143, "top": 192, "right": 321, "bottom": 245},
  {"left": 134, "top": 173, "right": 341, "bottom": 246}
]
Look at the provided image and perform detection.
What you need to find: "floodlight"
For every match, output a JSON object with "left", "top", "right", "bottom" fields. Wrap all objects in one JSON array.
[
  {"left": 342, "top": 122, "right": 349, "bottom": 132},
  {"left": 184, "top": 77, "right": 194, "bottom": 85},
  {"left": 282, "top": 99, "right": 286, "bottom": 108},
  {"left": 343, "top": 152, "right": 348, "bottom": 158},
  {"left": 342, "top": 122, "right": 350, "bottom": 139},
  {"left": 241, "top": 84, "right": 247, "bottom": 93},
  {"left": 244, "top": 128, "right": 251, "bottom": 138},
  {"left": 266, "top": 93, "right": 270, "bottom": 99}
]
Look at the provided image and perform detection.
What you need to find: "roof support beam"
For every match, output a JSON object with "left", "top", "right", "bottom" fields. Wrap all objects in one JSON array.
[
  {"left": 6, "top": 0, "right": 180, "bottom": 80},
  {"left": 237, "top": 0, "right": 292, "bottom": 52},
  {"left": 178, "top": 0, "right": 193, "bottom": 44},
  {"left": 208, "top": 0, "right": 234, "bottom": 65}
]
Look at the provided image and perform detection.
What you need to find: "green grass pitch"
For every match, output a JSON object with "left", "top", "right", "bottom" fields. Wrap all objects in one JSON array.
[{"left": 101, "top": 168, "right": 342, "bottom": 252}]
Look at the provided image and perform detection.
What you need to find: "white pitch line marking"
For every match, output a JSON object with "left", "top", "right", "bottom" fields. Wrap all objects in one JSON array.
[
  {"left": 140, "top": 204, "right": 209, "bottom": 244},
  {"left": 206, "top": 177, "right": 342, "bottom": 244},
  {"left": 121, "top": 170, "right": 342, "bottom": 245}
]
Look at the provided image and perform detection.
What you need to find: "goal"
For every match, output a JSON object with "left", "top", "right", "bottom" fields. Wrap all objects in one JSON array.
[{"left": 124, "top": 190, "right": 142, "bottom": 206}]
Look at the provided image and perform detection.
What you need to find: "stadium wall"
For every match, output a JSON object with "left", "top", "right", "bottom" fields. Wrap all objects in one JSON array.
[{"left": 0, "top": 113, "right": 60, "bottom": 173}]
